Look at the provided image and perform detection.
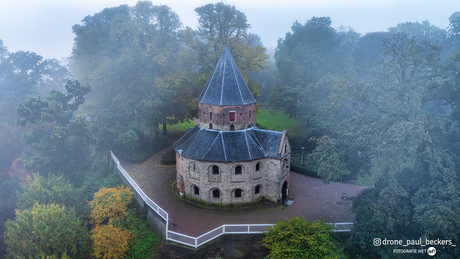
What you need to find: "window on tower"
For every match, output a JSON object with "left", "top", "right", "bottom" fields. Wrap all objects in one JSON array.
[{"left": 229, "top": 111, "right": 235, "bottom": 122}]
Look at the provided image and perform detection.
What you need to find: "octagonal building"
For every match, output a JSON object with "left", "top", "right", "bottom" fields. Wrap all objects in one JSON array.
[{"left": 174, "top": 46, "right": 291, "bottom": 205}]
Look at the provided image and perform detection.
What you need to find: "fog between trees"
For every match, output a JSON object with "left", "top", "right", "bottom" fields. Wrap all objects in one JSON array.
[{"left": 0, "top": 1, "right": 459, "bottom": 258}]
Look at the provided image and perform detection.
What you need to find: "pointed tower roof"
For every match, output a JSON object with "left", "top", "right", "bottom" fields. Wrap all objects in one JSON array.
[{"left": 197, "top": 46, "right": 257, "bottom": 106}]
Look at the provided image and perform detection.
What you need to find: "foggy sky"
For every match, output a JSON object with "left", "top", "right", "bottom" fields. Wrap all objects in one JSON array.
[{"left": 0, "top": 0, "right": 458, "bottom": 60}]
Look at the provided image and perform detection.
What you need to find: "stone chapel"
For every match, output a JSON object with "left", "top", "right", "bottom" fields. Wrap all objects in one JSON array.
[{"left": 173, "top": 46, "right": 291, "bottom": 205}]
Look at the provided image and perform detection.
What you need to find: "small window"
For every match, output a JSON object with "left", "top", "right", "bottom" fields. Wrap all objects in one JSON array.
[
  {"left": 235, "top": 166, "right": 242, "bottom": 175},
  {"left": 249, "top": 110, "right": 251, "bottom": 118},
  {"left": 256, "top": 163, "right": 260, "bottom": 172},
  {"left": 210, "top": 111, "right": 212, "bottom": 120},
  {"left": 212, "top": 166, "right": 219, "bottom": 175},
  {"left": 229, "top": 111, "right": 235, "bottom": 122},
  {"left": 285, "top": 144, "right": 287, "bottom": 153},
  {"left": 230, "top": 124, "right": 235, "bottom": 131},
  {"left": 213, "top": 189, "right": 220, "bottom": 198},
  {"left": 194, "top": 186, "right": 199, "bottom": 195},
  {"left": 255, "top": 185, "right": 260, "bottom": 194},
  {"left": 193, "top": 164, "right": 196, "bottom": 171},
  {"left": 235, "top": 189, "right": 242, "bottom": 198},
  {"left": 209, "top": 123, "right": 213, "bottom": 129}
]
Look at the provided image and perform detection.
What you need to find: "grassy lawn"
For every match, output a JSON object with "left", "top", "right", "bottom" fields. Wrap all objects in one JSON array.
[
  {"left": 162, "top": 109, "right": 308, "bottom": 136},
  {"left": 256, "top": 109, "right": 308, "bottom": 136},
  {"left": 160, "top": 120, "right": 195, "bottom": 133}
]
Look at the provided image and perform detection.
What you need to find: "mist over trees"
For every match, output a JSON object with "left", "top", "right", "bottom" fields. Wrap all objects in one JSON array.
[
  {"left": 0, "top": 1, "right": 460, "bottom": 258},
  {"left": 268, "top": 11, "right": 460, "bottom": 258}
]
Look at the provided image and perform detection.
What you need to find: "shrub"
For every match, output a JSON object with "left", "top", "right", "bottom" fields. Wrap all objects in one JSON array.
[
  {"left": 263, "top": 216, "right": 346, "bottom": 259},
  {"left": 129, "top": 137, "right": 168, "bottom": 164},
  {"left": 161, "top": 149, "right": 176, "bottom": 165}
]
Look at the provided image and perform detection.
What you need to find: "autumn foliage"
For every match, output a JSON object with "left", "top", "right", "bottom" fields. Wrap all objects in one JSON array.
[
  {"left": 91, "top": 224, "right": 132, "bottom": 259},
  {"left": 89, "top": 186, "right": 133, "bottom": 259},
  {"left": 89, "top": 185, "right": 133, "bottom": 225}
]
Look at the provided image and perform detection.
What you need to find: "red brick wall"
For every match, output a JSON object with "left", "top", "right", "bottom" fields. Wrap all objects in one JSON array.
[{"left": 198, "top": 103, "right": 256, "bottom": 131}]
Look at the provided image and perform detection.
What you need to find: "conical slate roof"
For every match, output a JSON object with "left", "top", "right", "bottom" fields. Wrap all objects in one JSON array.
[{"left": 197, "top": 46, "right": 257, "bottom": 106}]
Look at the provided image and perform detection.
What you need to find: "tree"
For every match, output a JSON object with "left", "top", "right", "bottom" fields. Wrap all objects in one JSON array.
[
  {"left": 89, "top": 186, "right": 134, "bottom": 259},
  {"left": 16, "top": 80, "right": 94, "bottom": 186},
  {"left": 263, "top": 216, "right": 346, "bottom": 259},
  {"left": 328, "top": 34, "right": 450, "bottom": 179},
  {"left": 4, "top": 203, "right": 91, "bottom": 259},
  {"left": 0, "top": 45, "right": 71, "bottom": 124},
  {"left": 448, "top": 12, "right": 460, "bottom": 54},
  {"left": 72, "top": 2, "right": 190, "bottom": 148},
  {"left": 91, "top": 224, "right": 132, "bottom": 259},
  {"left": 269, "top": 17, "right": 356, "bottom": 118},
  {"left": 351, "top": 168, "right": 460, "bottom": 258},
  {"left": 306, "top": 136, "right": 350, "bottom": 183},
  {"left": 182, "top": 2, "right": 269, "bottom": 100},
  {"left": 89, "top": 186, "right": 133, "bottom": 225},
  {"left": 16, "top": 173, "right": 88, "bottom": 216}
]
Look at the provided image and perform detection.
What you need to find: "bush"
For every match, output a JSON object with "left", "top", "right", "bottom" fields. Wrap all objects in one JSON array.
[
  {"left": 263, "top": 216, "right": 346, "bottom": 259},
  {"left": 112, "top": 208, "right": 163, "bottom": 259},
  {"left": 161, "top": 149, "right": 176, "bottom": 165},
  {"left": 129, "top": 137, "right": 168, "bottom": 164}
]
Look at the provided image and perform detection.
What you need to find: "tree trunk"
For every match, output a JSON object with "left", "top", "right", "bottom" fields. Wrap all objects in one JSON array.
[{"left": 162, "top": 117, "right": 167, "bottom": 135}]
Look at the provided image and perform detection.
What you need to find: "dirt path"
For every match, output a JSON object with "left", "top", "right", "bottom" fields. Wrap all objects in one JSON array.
[{"left": 119, "top": 144, "right": 369, "bottom": 237}]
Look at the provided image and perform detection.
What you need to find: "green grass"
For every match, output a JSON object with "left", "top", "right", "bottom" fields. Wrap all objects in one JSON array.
[
  {"left": 160, "top": 120, "right": 195, "bottom": 133},
  {"left": 162, "top": 109, "right": 308, "bottom": 136},
  {"left": 256, "top": 109, "right": 308, "bottom": 136}
]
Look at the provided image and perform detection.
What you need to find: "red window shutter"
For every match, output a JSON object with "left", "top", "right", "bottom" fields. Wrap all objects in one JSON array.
[{"left": 229, "top": 111, "right": 235, "bottom": 122}]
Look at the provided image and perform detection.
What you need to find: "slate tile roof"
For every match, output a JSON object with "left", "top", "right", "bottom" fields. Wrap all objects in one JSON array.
[
  {"left": 197, "top": 46, "right": 257, "bottom": 106},
  {"left": 173, "top": 126, "right": 283, "bottom": 162}
]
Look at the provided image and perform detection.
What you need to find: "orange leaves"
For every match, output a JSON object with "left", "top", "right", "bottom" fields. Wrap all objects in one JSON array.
[
  {"left": 89, "top": 186, "right": 133, "bottom": 259},
  {"left": 89, "top": 186, "right": 133, "bottom": 225},
  {"left": 91, "top": 224, "right": 132, "bottom": 259}
]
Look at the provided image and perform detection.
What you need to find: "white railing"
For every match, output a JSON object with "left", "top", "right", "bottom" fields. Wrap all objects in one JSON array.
[
  {"left": 329, "top": 222, "right": 354, "bottom": 232},
  {"left": 110, "top": 151, "right": 354, "bottom": 249},
  {"left": 111, "top": 151, "right": 168, "bottom": 222}
]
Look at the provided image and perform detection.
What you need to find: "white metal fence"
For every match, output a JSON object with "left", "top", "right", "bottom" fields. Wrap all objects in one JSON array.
[{"left": 110, "top": 151, "right": 354, "bottom": 249}]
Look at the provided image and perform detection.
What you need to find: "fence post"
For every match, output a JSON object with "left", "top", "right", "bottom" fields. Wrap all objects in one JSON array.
[{"left": 223, "top": 225, "right": 226, "bottom": 234}]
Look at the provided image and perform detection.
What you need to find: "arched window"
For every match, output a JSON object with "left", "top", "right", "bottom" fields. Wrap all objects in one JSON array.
[
  {"left": 255, "top": 162, "right": 260, "bottom": 172},
  {"left": 255, "top": 185, "right": 260, "bottom": 194},
  {"left": 194, "top": 186, "right": 199, "bottom": 195},
  {"left": 230, "top": 124, "right": 235, "bottom": 131},
  {"left": 209, "top": 123, "right": 213, "bottom": 129},
  {"left": 213, "top": 189, "right": 220, "bottom": 198},
  {"left": 212, "top": 165, "right": 219, "bottom": 175},
  {"left": 235, "top": 189, "right": 242, "bottom": 198},
  {"left": 235, "top": 165, "right": 242, "bottom": 175}
]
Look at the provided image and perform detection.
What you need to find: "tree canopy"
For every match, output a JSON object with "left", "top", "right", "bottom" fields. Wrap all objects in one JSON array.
[
  {"left": 16, "top": 80, "right": 94, "bottom": 186},
  {"left": 16, "top": 173, "right": 88, "bottom": 216},
  {"left": 263, "top": 216, "right": 346, "bottom": 259},
  {"left": 4, "top": 203, "right": 91, "bottom": 259}
]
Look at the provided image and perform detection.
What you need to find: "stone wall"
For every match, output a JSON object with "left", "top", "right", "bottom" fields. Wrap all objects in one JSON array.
[
  {"left": 176, "top": 152, "right": 290, "bottom": 205},
  {"left": 198, "top": 103, "right": 256, "bottom": 131}
]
